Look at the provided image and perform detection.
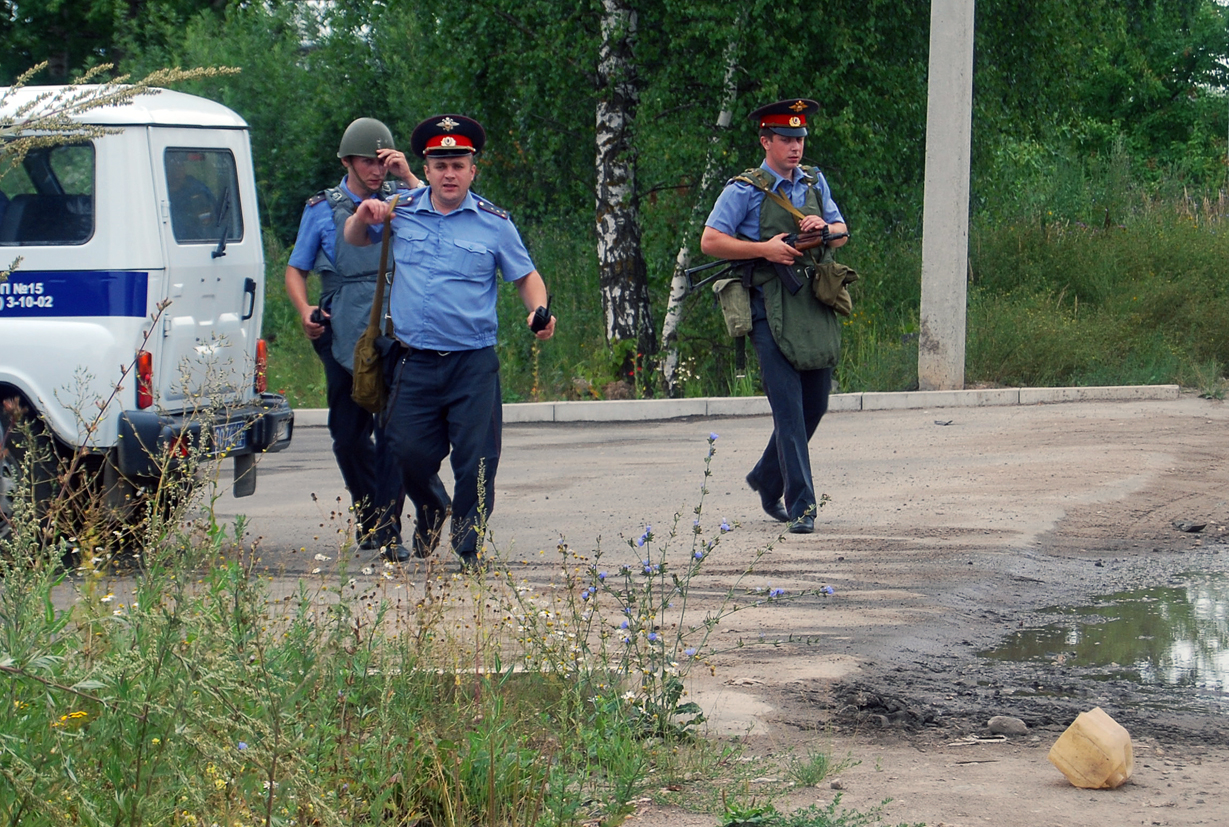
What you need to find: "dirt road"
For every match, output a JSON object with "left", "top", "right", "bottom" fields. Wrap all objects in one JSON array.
[{"left": 220, "top": 393, "right": 1229, "bottom": 826}]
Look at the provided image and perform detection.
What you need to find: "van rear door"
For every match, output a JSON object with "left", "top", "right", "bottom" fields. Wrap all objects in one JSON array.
[{"left": 147, "top": 127, "right": 262, "bottom": 412}]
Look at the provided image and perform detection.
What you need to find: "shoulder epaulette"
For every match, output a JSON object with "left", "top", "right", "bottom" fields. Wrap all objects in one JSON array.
[
  {"left": 391, "top": 192, "right": 416, "bottom": 207},
  {"left": 729, "top": 167, "right": 774, "bottom": 190},
  {"left": 800, "top": 164, "right": 821, "bottom": 182},
  {"left": 306, "top": 191, "right": 327, "bottom": 207},
  {"left": 475, "top": 196, "right": 509, "bottom": 220}
]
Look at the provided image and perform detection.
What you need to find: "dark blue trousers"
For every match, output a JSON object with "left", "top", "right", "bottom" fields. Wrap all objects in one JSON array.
[
  {"left": 383, "top": 346, "right": 502, "bottom": 557},
  {"left": 312, "top": 330, "right": 403, "bottom": 544},
  {"left": 746, "top": 291, "right": 832, "bottom": 521}
]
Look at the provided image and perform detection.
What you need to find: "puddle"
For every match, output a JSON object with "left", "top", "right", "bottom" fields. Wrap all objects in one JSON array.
[{"left": 981, "top": 572, "right": 1229, "bottom": 691}]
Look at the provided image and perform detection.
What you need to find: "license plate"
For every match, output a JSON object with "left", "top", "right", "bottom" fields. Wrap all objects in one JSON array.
[{"left": 210, "top": 420, "right": 247, "bottom": 455}]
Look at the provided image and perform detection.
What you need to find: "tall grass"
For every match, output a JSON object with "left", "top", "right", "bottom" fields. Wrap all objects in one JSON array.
[
  {"left": 3, "top": 425, "right": 905, "bottom": 827},
  {"left": 261, "top": 146, "right": 1229, "bottom": 405}
]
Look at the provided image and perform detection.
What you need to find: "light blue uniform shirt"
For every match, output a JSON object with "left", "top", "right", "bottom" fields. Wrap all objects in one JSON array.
[
  {"left": 377, "top": 187, "right": 535, "bottom": 351},
  {"left": 287, "top": 176, "right": 364, "bottom": 272},
  {"left": 705, "top": 161, "right": 844, "bottom": 240}
]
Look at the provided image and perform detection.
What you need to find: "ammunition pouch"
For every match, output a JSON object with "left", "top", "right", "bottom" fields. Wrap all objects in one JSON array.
[{"left": 810, "top": 261, "right": 859, "bottom": 317}]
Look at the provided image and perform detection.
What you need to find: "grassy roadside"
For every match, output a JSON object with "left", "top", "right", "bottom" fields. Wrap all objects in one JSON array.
[
  {"left": 263, "top": 176, "right": 1229, "bottom": 408},
  {"left": 0, "top": 434, "right": 922, "bottom": 826}
]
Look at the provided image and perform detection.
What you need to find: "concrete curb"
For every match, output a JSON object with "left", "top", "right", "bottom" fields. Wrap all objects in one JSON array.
[{"left": 291, "top": 384, "right": 1182, "bottom": 427}]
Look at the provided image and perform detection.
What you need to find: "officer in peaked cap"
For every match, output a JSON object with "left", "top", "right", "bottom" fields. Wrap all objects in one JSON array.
[
  {"left": 748, "top": 98, "right": 820, "bottom": 137},
  {"left": 343, "top": 113, "right": 555, "bottom": 573},
  {"left": 409, "top": 114, "right": 487, "bottom": 158},
  {"left": 700, "top": 96, "right": 848, "bottom": 536},
  {"left": 284, "top": 117, "right": 446, "bottom": 563}
]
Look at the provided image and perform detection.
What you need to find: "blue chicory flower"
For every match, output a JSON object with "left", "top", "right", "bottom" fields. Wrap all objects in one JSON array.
[
  {"left": 823, "top": 585, "right": 835, "bottom": 595},
  {"left": 620, "top": 620, "right": 629, "bottom": 629},
  {"left": 237, "top": 742, "right": 248, "bottom": 751},
  {"left": 769, "top": 588, "right": 785, "bottom": 598},
  {"left": 648, "top": 632, "right": 659, "bottom": 642},
  {"left": 709, "top": 433, "right": 719, "bottom": 441},
  {"left": 685, "top": 648, "right": 697, "bottom": 658}
]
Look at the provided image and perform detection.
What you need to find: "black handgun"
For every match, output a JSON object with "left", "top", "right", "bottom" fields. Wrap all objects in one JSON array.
[
  {"left": 309, "top": 307, "right": 329, "bottom": 326},
  {"left": 531, "top": 295, "right": 552, "bottom": 333}
]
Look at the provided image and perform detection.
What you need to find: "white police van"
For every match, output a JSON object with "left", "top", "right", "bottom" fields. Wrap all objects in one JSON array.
[{"left": 0, "top": 86, "right": 293, "bottom": 536}]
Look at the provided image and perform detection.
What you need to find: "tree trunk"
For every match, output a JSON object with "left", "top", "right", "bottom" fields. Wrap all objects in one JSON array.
[
  {"left": 660, "top": 36, "right": 741, "bottom": 397},
  {"left": 596, "top": 0, "right": 656, "bottom": 370}
]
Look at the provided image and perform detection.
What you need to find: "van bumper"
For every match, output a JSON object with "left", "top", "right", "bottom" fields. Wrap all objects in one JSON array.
[{"left": 116, "top": 393, "right": 294, "bottom": 495}]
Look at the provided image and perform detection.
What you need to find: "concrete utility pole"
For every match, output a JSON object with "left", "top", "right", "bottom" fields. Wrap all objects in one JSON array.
[{"left": 918, "top": 0, "right": 975, "bottom": 390}]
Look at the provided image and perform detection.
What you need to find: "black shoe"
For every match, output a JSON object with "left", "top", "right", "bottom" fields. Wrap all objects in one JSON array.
[
  {"left": 412, "top": 505, "right": 450, "bottom": 559},
  {"left": 381, "top": 543, "right": 410, "bottom": 563},
  {"left": 788, "top": 515, "right": 815, "bottom": 535},
  {"left": 746, "top": 473, "right": 789, "bottom": 522}
]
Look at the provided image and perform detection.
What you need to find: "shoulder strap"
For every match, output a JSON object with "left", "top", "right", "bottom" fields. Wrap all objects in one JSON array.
[
  {"left": 731, "top": 169, "right": 806, "bottom": 224},
  {"left": 306, "top": 191, "right": 327, "bottom": 207},
  {"left": 366, "top": 194, "right": 400, "bottom": 335},
  {"left": 474, "top": 195, "right": 509, "bottom": 220},
  {"left": 323, "top": 186, "right": 350, "bottom": 209}
]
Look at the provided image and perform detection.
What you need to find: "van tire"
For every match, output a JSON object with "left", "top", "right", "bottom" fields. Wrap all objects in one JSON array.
[{"left": 0, "top": 398, "right": 59, "bottom": 545}]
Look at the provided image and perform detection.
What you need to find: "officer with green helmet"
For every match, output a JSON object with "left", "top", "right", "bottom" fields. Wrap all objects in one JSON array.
[{"left": 284, "top": 117, "right": 447, "bottom": 562}]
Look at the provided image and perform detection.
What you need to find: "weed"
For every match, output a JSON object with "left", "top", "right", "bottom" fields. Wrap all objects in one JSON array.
[
  {"left": 721, "top": 798, "right": 782, "bottom": 827},
  {"left": 499, "top": 434, "right": 835, "bottom": 743},
  {"left": 783, "top": 747, "right": 860, "bottom": 788},
  {"left": 2, "top": 410, "right": 870, "bottom": 827}
]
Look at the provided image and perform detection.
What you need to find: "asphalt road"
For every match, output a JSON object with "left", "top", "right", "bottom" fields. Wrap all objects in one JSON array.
[
  {"left": 207, "top": 395, "right": 1229, "bottom": 591},
  {"left": 206, "top": 414, "right": 776, "bottom": 573}
]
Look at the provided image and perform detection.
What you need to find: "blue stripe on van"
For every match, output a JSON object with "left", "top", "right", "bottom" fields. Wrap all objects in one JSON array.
[{"left": 0, "top": 270, "right": 148, "bottom": 318}]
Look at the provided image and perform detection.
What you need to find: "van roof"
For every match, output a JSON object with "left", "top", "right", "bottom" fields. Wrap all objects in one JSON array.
[{"left": 0, "top": 86, "right": 248, "bottom": 130}]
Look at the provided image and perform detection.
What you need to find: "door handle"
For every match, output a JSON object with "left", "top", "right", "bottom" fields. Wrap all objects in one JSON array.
[{"left": 241, "top": 277, "right": 256, "bottom": 320}]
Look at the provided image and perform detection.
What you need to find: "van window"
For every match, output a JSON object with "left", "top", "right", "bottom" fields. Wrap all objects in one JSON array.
[
  {"left": 165, "top": 149, "right": 243, "bottom": 245},
  {"left": 0, "top": 143, "right": 95, "bottom": 246}
]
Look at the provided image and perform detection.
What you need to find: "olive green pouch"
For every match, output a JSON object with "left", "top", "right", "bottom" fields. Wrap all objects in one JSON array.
[
  {"left": 712, "top": 277, "right": 753, "bottom": 337},
  {"left": 811, "top": 261, "right": 859, "bottom": 317}
]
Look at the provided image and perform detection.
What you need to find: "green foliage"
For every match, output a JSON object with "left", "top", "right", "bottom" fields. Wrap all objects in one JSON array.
[
  {"left": 720, "top": 795, "right": 922, "bottom": 827},
  {"left": 10, "top": 0, "right": 1229, "bottom": 398},
  {"left": 966, "top": 144, "right": 1229, "bottom": 388},
  {"left": 721, "top": 799, "right": 783, "bottom": 827},
  {"left": 783, "top": 748, "right": 859, "bottom": 788},
  {"left": 1, "top": 425, "right": 866, "bottom": 827}
]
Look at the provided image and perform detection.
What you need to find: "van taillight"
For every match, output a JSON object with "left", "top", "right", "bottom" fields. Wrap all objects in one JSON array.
[
  {"left": 255, "top": 339, "right": 268, "bottom": 393},
  {"left": 136, "top": 350, "right": 153, "bottom": 409}
]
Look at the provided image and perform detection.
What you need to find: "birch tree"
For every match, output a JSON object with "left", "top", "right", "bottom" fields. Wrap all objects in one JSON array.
[
  {"left": 596, "top": 0, "right": 656, "bottom": 366},
  {"left": 659, "top": 35, "right": 742, "bottom": 397}
]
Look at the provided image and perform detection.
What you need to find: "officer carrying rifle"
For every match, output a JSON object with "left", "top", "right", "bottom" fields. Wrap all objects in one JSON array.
[{"left": 698, "top": 98, "right": 853, "bottom": 536}]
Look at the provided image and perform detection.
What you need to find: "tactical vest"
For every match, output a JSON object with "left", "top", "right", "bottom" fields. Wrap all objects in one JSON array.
[
  {"left": 318, "top": 180, "right": 399, "bottom": 371},
  {"left": 736, "top": 166, "right": 840, "bottom": 371}
]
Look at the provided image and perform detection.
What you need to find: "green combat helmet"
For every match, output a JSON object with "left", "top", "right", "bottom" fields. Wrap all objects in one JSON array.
[{"left": 337, "top": 117, "right": 395, "bottom": 159}]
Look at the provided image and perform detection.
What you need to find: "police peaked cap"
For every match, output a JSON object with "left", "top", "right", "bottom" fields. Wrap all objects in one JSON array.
[
  {"left": 749, "top": 98, "right": 820, "bottom": 137},
  {"left": 410, "top": 114, "right": 487, "bottom": 158}
]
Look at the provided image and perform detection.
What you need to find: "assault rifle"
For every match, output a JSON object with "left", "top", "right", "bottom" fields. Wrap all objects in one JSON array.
[{"left": 685, "top": 228, "right": 849, "bottom": 294}]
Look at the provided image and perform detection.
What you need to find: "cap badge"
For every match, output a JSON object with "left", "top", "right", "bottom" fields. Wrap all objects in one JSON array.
[
  {"left": 437, "top": 117, "right": 460, "bottom": 132},
  {"left": 789, "top": 100, "right": 807, "bottom": 112},
  {"left": 789, "top": 116, "right": 801, "bottom": 127},
  {"left": 440, "top": 136, "right": 457, "bottom": 148}
]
